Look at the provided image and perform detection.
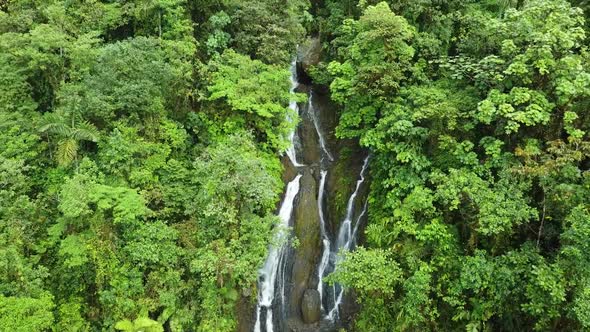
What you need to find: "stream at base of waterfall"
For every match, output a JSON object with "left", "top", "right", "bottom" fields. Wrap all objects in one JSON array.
[{"left": 253, "top": 61, "right": 369, "bottom": 332}]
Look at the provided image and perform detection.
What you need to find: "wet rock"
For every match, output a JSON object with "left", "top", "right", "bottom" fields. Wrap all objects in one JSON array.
[
  {"left": 236, "top": 294, "right": 255, "bottom": 332},
  {"left": 310, "top": 89, "right": 338, "bottom": 156},
  {"left": 297, "top": 37, "right": 322, "bottom": 84},
  {"left": 326, "top": 142, "right": 361, "bottom": 233},
  {"left": 281, "top": 155, "right": 298, "bottom": 184},
  {"left": 290, "top": 169, "right": 321, "bottom": 319},
  {"left": 301, "top": 289, "right": 321, "bottom": 324},
  {"left": 299, "top": 96, "right": 321, "bottom": 165}
]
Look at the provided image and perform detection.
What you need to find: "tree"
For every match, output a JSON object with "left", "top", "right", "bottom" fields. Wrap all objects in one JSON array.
[
  {"left": 0, "top": 0, "right": 304, "bottom": 330},
  {"left": 0, "top": 295, "right": 54, "bottom": 332},
  {"left": 190, "top": 132, "right": 282, "bottom": 331},
  {"left": 39, "top": 105, "right": 99, "bottom": 166},
  {"left": 324, "top": 0, "right": 590, "bottom": 330},
  {"left": 206, "top": 50, "right": 298, "bottom": 152},
  {"left": 328, "top": 2, "right": 416, "bottom": 139},
  {"left": 115, "top": 317, "right": 163, "bottom": 332},
  {"left": 224, "top": 0, "right": 308, "bottom": 64}
]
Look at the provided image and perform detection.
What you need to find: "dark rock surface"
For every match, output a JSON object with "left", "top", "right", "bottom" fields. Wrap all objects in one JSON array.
[
  {"left": 236, "top": 293, "right": 255, "bottom": 332},
  {"left": 290, "top": 169, "right": 321, "bottom": 319},
  {"left": 241, "top": 40, "right": 370, "bottom": 331},
  {"left": 298, "top": 97, "right": 321, "bottom": 165},
  {"left": 297, "top": 37, "right": 321, "bottom": 84},
  {"left": 301, "top": 289, "right": 321, "bottom": 324},
  {"left": 282, "top": 154, "right": 298, "bottom": 184}
]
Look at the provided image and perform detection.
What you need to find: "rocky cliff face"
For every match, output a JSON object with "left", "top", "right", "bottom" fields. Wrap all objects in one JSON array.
[
  {"left": 289, "top": 169, "right": 321, "bottom": 318},
  {"left": 241, "top": 37, "right": 369, "bottom": 332}
]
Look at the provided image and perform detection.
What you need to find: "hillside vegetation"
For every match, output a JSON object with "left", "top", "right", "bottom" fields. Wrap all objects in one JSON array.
[{"left": 1, "top": 0, "right": 590, "bottom": 331}]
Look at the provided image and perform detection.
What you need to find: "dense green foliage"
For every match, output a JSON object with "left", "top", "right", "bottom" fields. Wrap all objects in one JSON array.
[
  {"left": 2, "top": 0, "right": 590, "bottom": 331},
  {"left": 0, "top": 0, "right": 307, "bottom": 330},
  {"left": 315, "top": 0, "right": 590, "bottom": 331}
]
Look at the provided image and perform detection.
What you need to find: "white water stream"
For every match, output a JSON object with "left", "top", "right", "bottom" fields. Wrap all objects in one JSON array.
[
  {"left": 308, "top": 92, "right": 334, "bottom": 162},
  {"left": 316, "top": 170, "right": 330, "bottom": 310},
  {"left": 254, "top": 174, "right": 302, "bottom": 332},
  {"left": 286, "top": 61, "right": 304, "bottom": 167},
  {"left": 255, "top": 60, "right": 369, "bottom": 331},
  {"left": 326, "top": 156, "right": 370, "bottom": 321}
]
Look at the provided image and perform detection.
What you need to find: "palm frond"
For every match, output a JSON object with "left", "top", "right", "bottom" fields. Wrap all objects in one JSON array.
[
  {"left": 73, "top": 121, "right": 100, "bottom": 142},
  {"left": 56, "top": 138, "right": 78, "bottom": 166},
  {"left": 40, "top": 122, "right": 72, "bottom": 136},
  {"left": 39, "top": 113, "right": 66, "bottom": 132},
  {"left": 39, "top": 113, "right": 69, "bottom": 135}
]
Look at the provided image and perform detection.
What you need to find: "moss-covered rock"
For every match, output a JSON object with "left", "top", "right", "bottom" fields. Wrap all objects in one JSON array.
[
  {"left": 290, "top": 169, "right": 321, "bottom": 319},
  {"left": 325, "top": 144, "right": 366, "bottom": 234},
  {"left": 301, "top": 289, "right": 321, "bottom": 323},
  {"left": 296, "top": 37, "right": 322, "bottom": 84}
]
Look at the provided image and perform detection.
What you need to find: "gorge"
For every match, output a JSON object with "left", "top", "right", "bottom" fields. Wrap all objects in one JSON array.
[
  {"left": 251, "top": 43, "right": 370, "bottom": 332},
  {"left": 4, "top": 1, "right": 590, "bottom": 331}
]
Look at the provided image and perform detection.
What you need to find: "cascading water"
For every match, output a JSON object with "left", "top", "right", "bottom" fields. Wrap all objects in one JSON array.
[
  {"left": 254, "top": 58, "right": 369, "bottom": 332},
  {"left": 326, "top": 156, "right": 369, "bottom": 321},
  {"left": 335, "top": 157, "right": 370, "bottom": 252},
  {"left": 254, "top": 174, "right": 302, "bottom": 332},
  {"left": 308, "top": 92, "right": 334, "bottom": 162},
  {"left": 254, "top": 61, "right": 303, "bottom": 332},
  {"left": 286, "top": 61, "right": 304, "bottom": 167},
  {"left": 316, "top": 170, "right": 330, "bottom": 310},
  {"left": 351, "top": 201, "right": 368, "bottom": 246}
]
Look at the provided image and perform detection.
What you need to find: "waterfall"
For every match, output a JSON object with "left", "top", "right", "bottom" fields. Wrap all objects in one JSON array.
[
  {"left": 286, "top": 61, "right": 304, "bottom": 167},
  {"left": 310, "top": 90, "right": 370, "bottom": 322},
  {"left": 254, "top": 58, "right": 369, "bottom": 331},
  {"left": 326, "top": 156, "right": 370, "bottom": 321},
  {"left": 310, "top": 88, "right": 335, "bottom": 313},
  {"left": 316, "top": 170, "right": 330, "bottom": 310},
  {"left": 351, "top": 200, "right": 368, "bottom": 247},
  {"left": 254, "top": 174, "right": 302, "bottom": 332},
  {"left": 336, "top": 157, "right": 369, "bottom": 251},
  {"left": 308, "top": 92, "right": 334, "bottom": 162}
]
